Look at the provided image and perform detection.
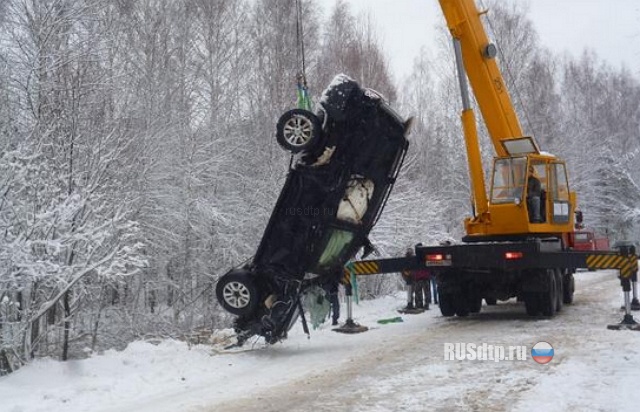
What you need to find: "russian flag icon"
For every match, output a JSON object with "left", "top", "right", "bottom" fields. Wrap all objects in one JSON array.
[{"left": 531, "top": 341, "right": 554, "bottom": 364}]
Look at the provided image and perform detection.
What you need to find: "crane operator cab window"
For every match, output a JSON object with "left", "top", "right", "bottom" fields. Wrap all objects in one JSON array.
[
  {"left": 490, "top": 157, "right": 527, "bottom": 204},
  {"left": 490, "top": 158, "right": 550, "bottom": 223},
  {"left": 549, "top": 162, "right": 571, "bottom": 223}
]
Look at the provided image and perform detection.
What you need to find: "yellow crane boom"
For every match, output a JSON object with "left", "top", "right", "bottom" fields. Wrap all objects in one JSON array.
[
  {"left": 439, "top": 0, "right": 524, "bottom": 151},
  {"left": 438, "top": 0, "right": 575, "bottom": 238}
]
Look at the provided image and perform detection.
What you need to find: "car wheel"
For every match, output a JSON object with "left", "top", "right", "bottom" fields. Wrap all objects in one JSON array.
[
  {"left": 216, "top": 271, "right": 259, "bottom": 316},
  {"left": 485, "top": 297, "right": 497, "bottom": 306},
  {"left": 276, "top": 109, "right": 322, "bottom": 152}
]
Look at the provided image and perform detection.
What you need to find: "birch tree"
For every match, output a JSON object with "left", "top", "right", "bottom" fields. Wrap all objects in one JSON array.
[{"left": 0, "top": 0, "right": 144, "bottom": 367}]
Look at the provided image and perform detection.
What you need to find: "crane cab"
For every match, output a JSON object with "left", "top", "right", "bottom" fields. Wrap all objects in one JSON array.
[
  {"left": 465, "top": 137, "right": 576, "bottom": 239},
  {"left": 439, "top": 0, "right": 577, "bottom": 242}
]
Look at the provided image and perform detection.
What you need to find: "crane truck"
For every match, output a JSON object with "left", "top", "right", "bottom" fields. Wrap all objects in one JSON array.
[
  {"left": 215, "top": 0, "right": 639, "bottom": 347},
  {"left": 347, "top": 0, "right": 637, "bottom": 318}
]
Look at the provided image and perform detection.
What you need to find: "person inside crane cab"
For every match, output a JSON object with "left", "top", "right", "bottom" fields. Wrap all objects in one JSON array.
[{"left": 527, "top": 165, "right": 543, "bottom": 223}]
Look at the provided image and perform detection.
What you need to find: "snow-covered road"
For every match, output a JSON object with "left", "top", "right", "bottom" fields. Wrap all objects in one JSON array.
[
  {"left": 203, "top": 270, "right": 640, "bottom": 412},
  {"left": 2, "top": 270, "right": 640, "bottom": 412}
]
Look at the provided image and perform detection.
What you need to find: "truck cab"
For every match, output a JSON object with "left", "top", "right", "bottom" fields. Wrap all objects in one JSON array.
[{"left": 569, "top": 229, "right": 610, "bottom": 251}]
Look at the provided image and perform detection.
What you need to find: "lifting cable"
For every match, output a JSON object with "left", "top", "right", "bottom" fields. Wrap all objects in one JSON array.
[{"left": 295, "top": 0, "right": 312, "bottom": 111}]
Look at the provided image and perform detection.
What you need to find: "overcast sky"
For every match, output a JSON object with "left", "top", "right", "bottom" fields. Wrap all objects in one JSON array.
[{"left": 317, "top": 0, "right": 640, "bottom": 81}]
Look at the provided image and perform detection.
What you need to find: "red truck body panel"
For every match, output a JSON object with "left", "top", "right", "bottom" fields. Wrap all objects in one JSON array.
[{"left": 569, "top": 230, "right": 610, "bottom": 251}]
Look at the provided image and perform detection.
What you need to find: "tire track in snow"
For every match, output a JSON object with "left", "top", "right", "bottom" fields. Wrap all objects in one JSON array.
[{"left": 196, "top": 270, "right": 625, "bottom": 412}]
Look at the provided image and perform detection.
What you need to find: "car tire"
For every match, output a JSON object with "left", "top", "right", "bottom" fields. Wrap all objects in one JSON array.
[
  {"left": 276, "top": 109, "right": 322, "bottom": 153},
  {"left": 216, "top": 270, "right": 259, "bottom": 316},
  {"left": 485, "top": 297, "right": 497, "bottom": 306}
]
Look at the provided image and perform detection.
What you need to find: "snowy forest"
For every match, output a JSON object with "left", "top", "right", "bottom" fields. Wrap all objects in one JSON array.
[{"left": 1, "top": 0, "right": 639, "bottom": 374}]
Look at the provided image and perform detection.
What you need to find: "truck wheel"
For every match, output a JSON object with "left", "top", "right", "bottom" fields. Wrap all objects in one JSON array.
[
  {"left": 540, "top": 269, "right": 557, "bottom": 317},
  {"left": 563, "top": 272, "right": 575, "bottom": 304},
  {"left": 469, "top": 294, "right": 482, "bottom": 313},
  {"left": 455, "top": 294, "right": 470, "bottom": 317},
  {"left": 276, "top": 109, "right": 322, "bottom": 153},
  {"left": 439, "top": 293, "right": 456, "bottom": 317},
  {"left": 555, "top": 269, "right": 564, "bottom": 312},
  {"left": 216, "top": 270, "right": 259, "bottom": 316},
  {"left": 524, "top": 293, "right": 539, "bottom": 316}
]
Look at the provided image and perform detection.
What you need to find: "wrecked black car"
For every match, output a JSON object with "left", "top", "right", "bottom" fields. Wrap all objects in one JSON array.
[{"left": 215, "top": 75, "right": 411, "bottom": 345}]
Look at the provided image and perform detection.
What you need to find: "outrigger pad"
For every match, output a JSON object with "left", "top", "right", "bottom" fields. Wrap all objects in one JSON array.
[
  {"left": 607, "top": 314, "right": 640, "bottom": 331},
  {"left": 398, "top": 308, "right": 425, "bottom": 315},
  {"left": 333, "top": 318, "right": 369, "bottom": 334},
  {"left": 607, "top": 324, "right": 640, "bottom": 331}
]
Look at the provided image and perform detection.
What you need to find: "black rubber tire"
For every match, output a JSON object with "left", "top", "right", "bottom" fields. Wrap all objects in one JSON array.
[
  {"left": 454, "top": 294, "right": 470, "bottom": 317},
  {"left": 524, "top": 293, "right": 539, "bottom": 316},
  {"left": 563, "top": 272, "right": 575, "bottom": 304},
  {"left": 276, "top": 109, "right": 322, "bottom": 153},
  {"left": 439, "top": 293, "right": 456, "bottom": 317},
  {"left": 555, "top": 269, "right": 564, "bottom": 312},
  {"left": 216, "top": 271, "right": 259, "bottom": 316},
  {"left": 469, "top": 294, "right": 483, "bottom": 313},
  {"left": 485, "top": 297, "right": 497, "bottom": 306},
  {"left": 540, "top": 269, "right": 557, "bottom": 317}
]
